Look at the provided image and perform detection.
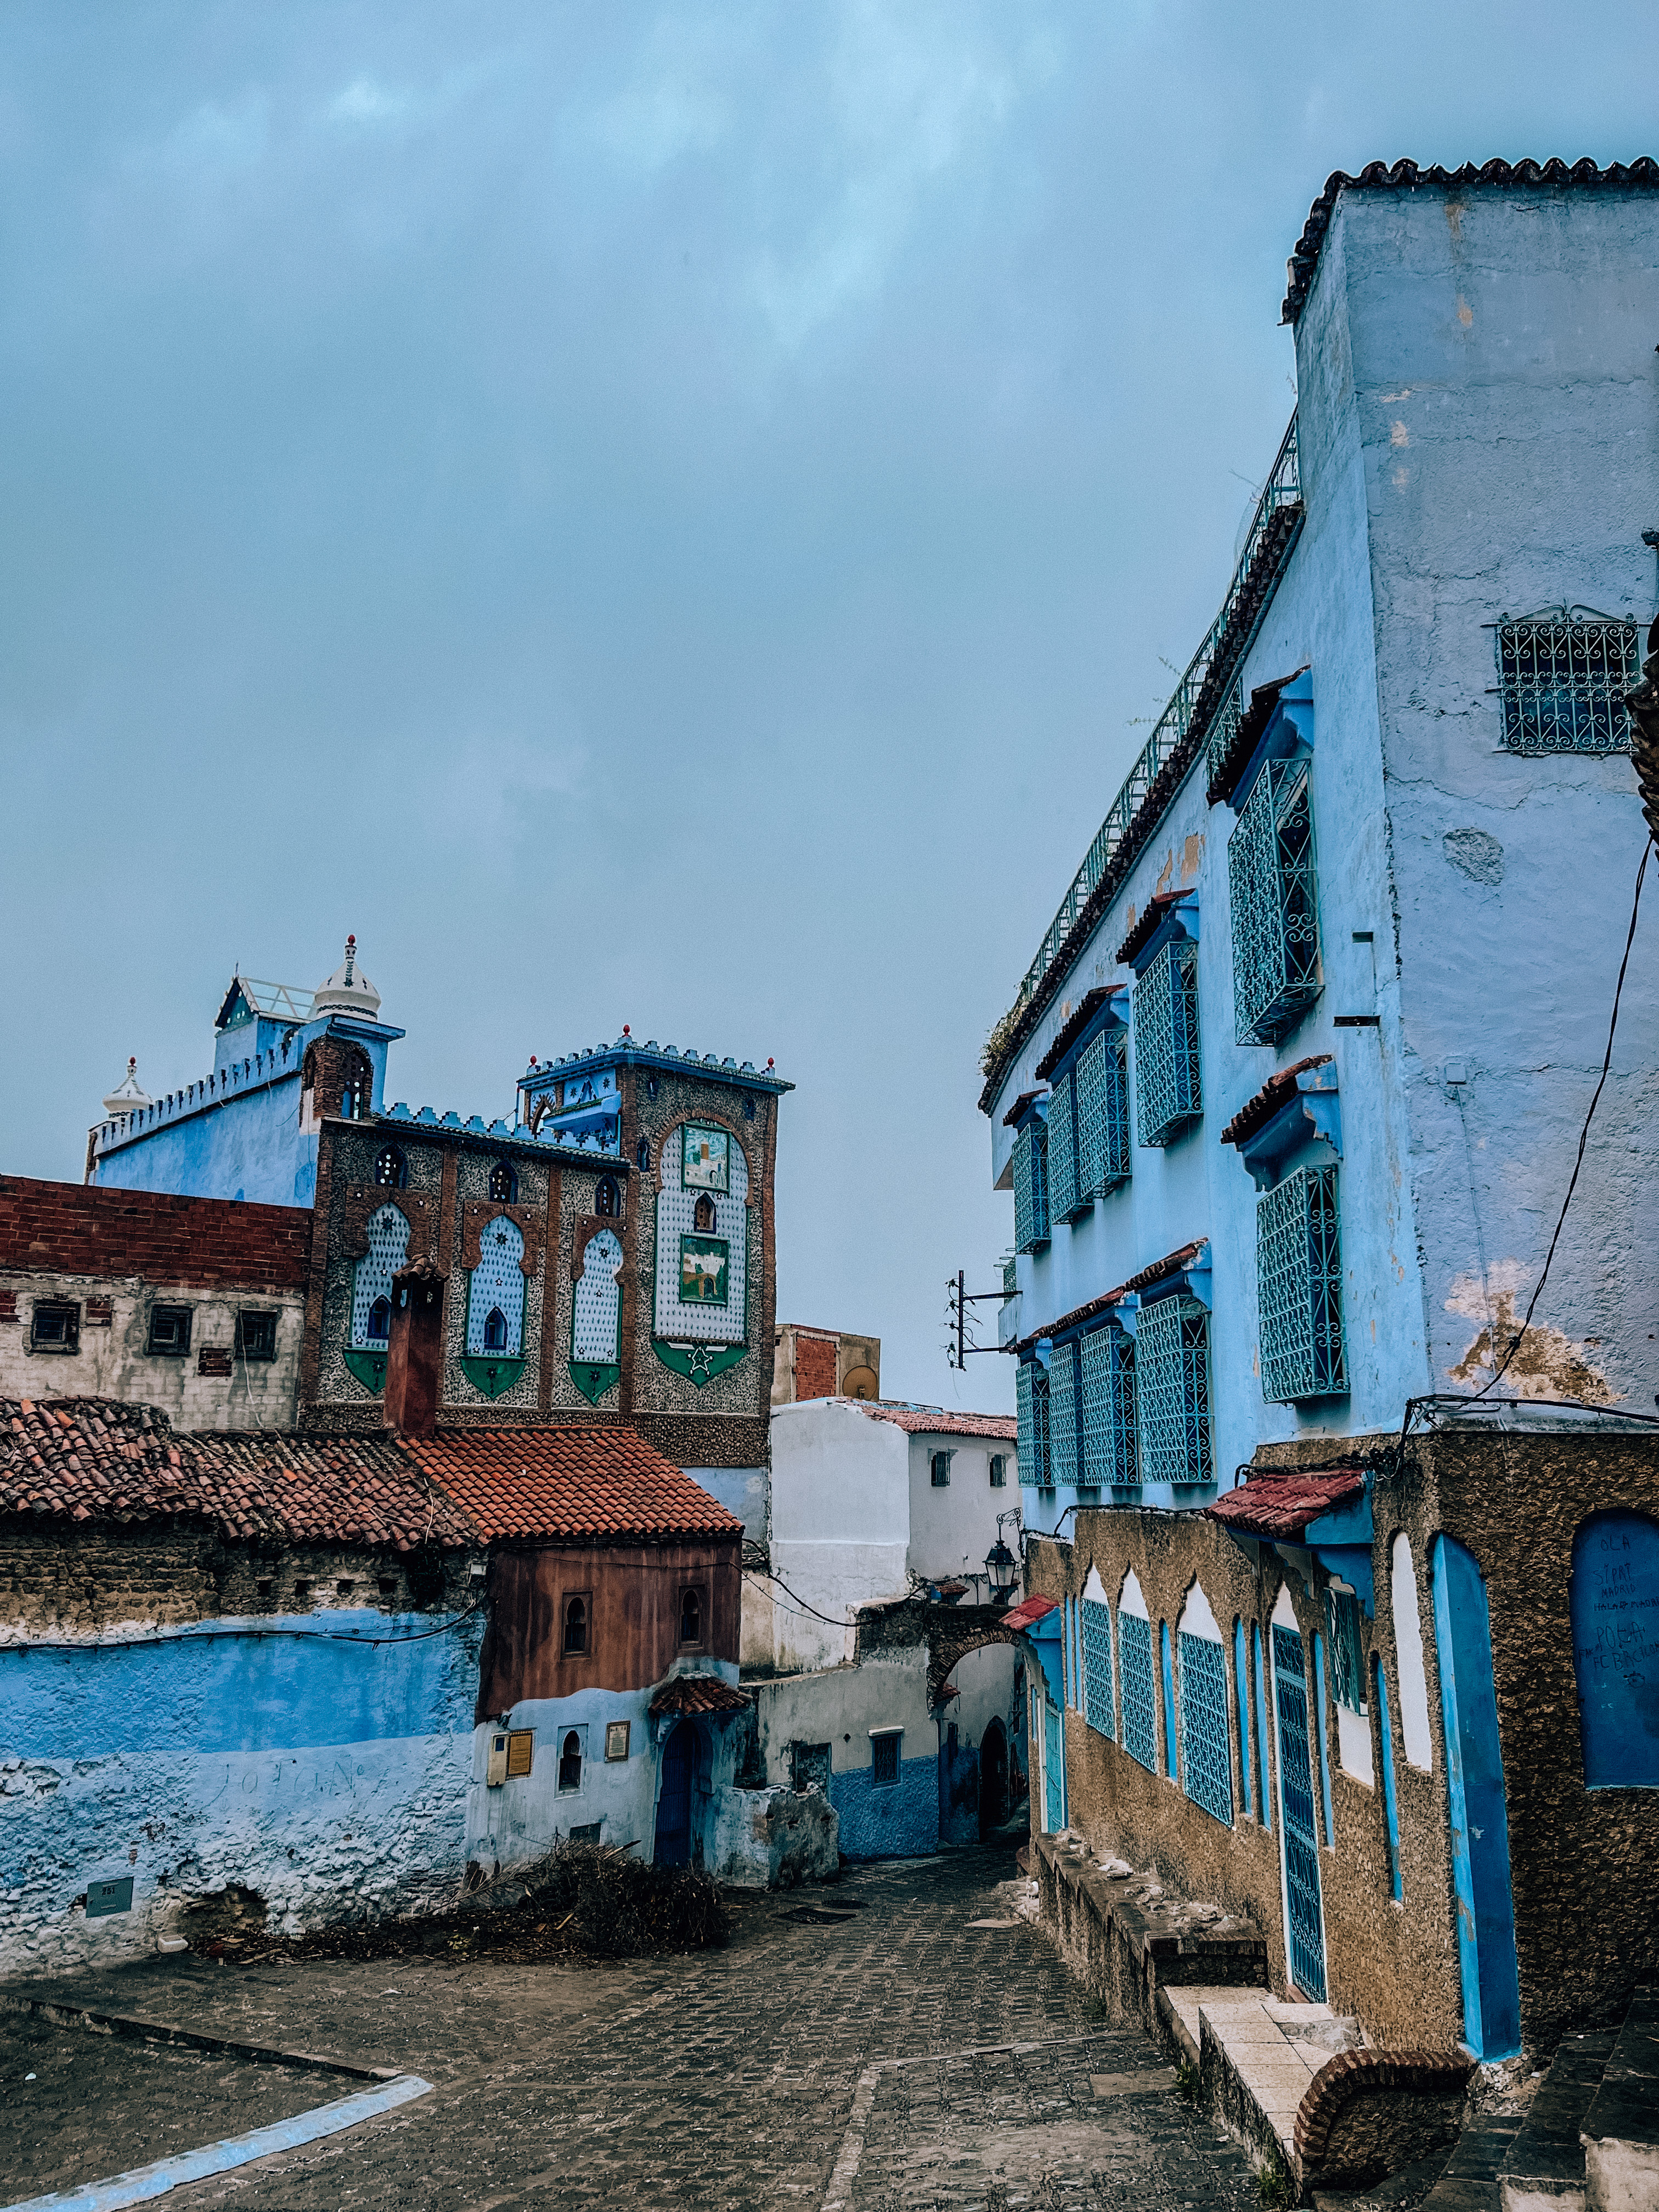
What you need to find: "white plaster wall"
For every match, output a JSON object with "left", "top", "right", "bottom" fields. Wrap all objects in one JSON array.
[
  {"left": 905, "top": 1432, "right": 1020, "bottom": 1587},
  {"left": 947, "top": 1640, "right": 1021, "bottom": 1748},
  {"left": 768, "top": 1400, "right": 910, "bottom": 1669},
  {"left": 751, "top": 1648, "right": 932, "bottom": 1779},
  {"left": 768, "top": 1543, "right": 909, "bottom": 1671},
  {"left": 1, "top": 1272, "right": 305, "bottom": 1430},
  {"left": 1390, "top": 1533, "right": 1434, "bottom": 1772}
]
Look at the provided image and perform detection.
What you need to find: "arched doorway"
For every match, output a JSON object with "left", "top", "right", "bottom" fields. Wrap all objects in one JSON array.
[
  {"left": 654, "top": 1720, "right": 696, "bottom": 1868},
  {"left": 979, "top": 1718, "right": 1008, "bottom": 1841}
]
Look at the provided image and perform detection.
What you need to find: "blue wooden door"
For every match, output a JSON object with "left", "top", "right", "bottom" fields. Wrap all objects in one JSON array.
[
  {"left": 1043, "top": 1696, "right": 1065, "bottom": 1832},
  {"left": 1272, "top": 1624, "right": 1327, "bottom": 2001},
  {"left": 654, "top": 1720, "right": 694, "bottom": 1867}
]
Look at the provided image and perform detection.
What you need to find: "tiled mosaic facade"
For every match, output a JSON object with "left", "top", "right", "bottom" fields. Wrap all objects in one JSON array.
[{"left": 652, "top": 1123, "right": 749, "bottom": 1346}]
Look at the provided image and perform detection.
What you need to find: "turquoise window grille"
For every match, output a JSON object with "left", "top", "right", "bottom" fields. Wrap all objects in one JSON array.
[
  {"left": 1234, "top": 1617, "right": 1254, "bottom": 1818},
  {"left": 1325, "top": 1589, "right": 1368, "bottom": 1717},
  {"left": 1119, "top": 1612, "right": 1156, "bottom": 1771},
  {"left": 1079, "top": 1322, "right": 1136, "bottom": 1491},
  {"left": 1253, "top": 1623, "right": 1272, "bottom": 1832},
  {"left": 1048, "top": 1339, "right": 1081, "bottom": 1487},
  {"left": 467, "top": 1215, "right": 526, "bottom": 1357},
  {"left": 1257, "top": 1165, "right": 1346, "bottom": 1402},
  {"left": 1134, "top": 937, "right": 1201, "bottom": 1146},
  {"left": 1180, "top": 1632, "right": 1233, "bottom": 1826},
  {"left": 1273, "top": 1623, "right": 1327, "bottom": 1999},
  {"left": 1228, "top": 758, "right": 1322, "bottom": 1047},
  {"left": 1374, "top": 1656, "right": 1403, "bottom": 1899},
  {"left": 1015, "top": 1358, "right": 1051, "bottom": 1487},
  {"left": 1495, "top": 613, "right": 1639, "bottom": 755},
  {"left": 1043, "top": 1696, "right": 1065, "bottom": 1831},
  {"left": 1048, "top": 1069, "right": 1081, "bottom": 1223},
  {"left": 1013, "top": 1121, "right": 1050, "bottom": 1252},
  {"left": 1313, "top": 1632, "right": 1336, "bottom": 1846},
  {"left": 1082, "top": 1598, "right": 1115, "bottom": 1740},
  {"left": 1135, "top": 1293, "right": 1213, "bottom": 1488},
  {"left": 1076, "top": 1025, "right": 1131, "bottom": 1198}
]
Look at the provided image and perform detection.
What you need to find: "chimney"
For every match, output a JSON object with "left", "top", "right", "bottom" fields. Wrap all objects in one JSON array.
[{"left": 384, "top": 1260, "right": 446, "bottom": 1438}]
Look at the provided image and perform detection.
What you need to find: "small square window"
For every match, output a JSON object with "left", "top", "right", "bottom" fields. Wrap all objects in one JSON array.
[
  {"left": 930, "top": 1451, "right": 951, "bottom": 1488},
  {"left": 29, "top": 1301, "right": 79, "bottom": 1353},
  {"left": 989, "top": 1454, "right": 1007, "bottom": 1488},
  {"left": 147, "top": 1305, "right": 193, "bottom": 1357},
  {"left": 871, "top": 1730, "right": 901, "bottom": 1787},
  {"left": 236, "top": 1310, "right": 279, "bottom": 1362}
]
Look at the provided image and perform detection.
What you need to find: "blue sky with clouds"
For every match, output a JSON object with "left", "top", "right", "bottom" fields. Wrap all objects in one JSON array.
[{"left": 5, "top": 3, "right": 1657, "bottom": 1408}]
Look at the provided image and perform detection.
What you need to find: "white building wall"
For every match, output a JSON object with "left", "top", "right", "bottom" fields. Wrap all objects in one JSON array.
[
  {"left": 905, "top": 1432, "right": 1019, "bottom": 1589},
  {"left": 768, "top": 1400, "right": 910, "bottom": 1670}
]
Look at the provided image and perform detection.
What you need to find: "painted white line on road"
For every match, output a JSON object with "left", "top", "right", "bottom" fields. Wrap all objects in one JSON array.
[{"left": 0, "top": 2072, "right": 434, "bottom": 2212}]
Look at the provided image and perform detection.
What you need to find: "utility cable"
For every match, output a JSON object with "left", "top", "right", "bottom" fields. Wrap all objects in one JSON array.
[{"left": 1480, "top": 839, "right": 1650, "bottom": 1395}]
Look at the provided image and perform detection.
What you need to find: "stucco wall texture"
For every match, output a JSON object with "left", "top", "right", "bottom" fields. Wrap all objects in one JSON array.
[{"left": 1032, "top": 1429, "right": 1659, "bottom": 2062}]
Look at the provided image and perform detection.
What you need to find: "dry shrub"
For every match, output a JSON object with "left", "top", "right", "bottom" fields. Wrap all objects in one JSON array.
[{"left": 521, "top": 1842, "right": 729, "bottom": 1957}]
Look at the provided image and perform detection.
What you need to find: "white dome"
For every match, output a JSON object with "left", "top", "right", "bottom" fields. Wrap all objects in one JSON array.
[
  {"left": 103, "top": 1057, "right": 153, "bottom": 1118},
  {"left": 311, "top": 935, "right": 382, "bottom": 1020}
]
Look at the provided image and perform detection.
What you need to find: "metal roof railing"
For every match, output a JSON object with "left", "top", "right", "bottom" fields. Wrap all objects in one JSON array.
[{"left": 998, "top": 414, "right": 1304, "bottom": 1042}]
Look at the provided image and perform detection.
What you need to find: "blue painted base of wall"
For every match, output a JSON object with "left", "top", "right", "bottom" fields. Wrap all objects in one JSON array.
[
  {"left": 831, "top": 1756, "right": 937, "bottom": 1860},
  {"left": 939, "top": 1737, "right": 982, "bottom": 1848}
]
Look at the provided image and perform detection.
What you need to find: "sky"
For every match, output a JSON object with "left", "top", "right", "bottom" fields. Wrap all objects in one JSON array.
[{"left": 5, "top": 1, "right": 1658, "bottom": 1412}]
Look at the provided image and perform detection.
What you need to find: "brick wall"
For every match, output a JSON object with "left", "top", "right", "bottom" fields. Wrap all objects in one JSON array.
[
  {"left": 0, "top": 1178, "right": 312, "bottom": 1290},
  {"left": 794, "top": 1333, "right": 839, "bottom": 1401}
]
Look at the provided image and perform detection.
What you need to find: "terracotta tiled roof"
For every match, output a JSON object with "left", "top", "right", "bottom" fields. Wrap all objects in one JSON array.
[
  {"left": 1034, "top": 989, "right": 1116, "bottom": 1082},
  {"left": 1220, "top": 1057, "right": 1333, "bottom": 1149},
  {"left": 852, "top": 1402, "right": 1018, "bottom": 1441},
  {"left": 1001, "top": 1593, "right": 1058, "bottom": 1632},
  {"left": 1207, "top": 1469, "right": 1364, "bottom": 1540},
  {"left": 1115, "top": 891, "right": 1192, "bottom": 970},
  {"left": 404, "top": 1426, "right": 743, "bottom": 1543},
  {"left": 648, "top": 1674, "right": 752, "bottom": 1718},
  {"left": 1002, "top": 1089, "right": 1045, "bottom": 1129},
  {"left": 0, "top": 1398, "right": 476, "bottom": 1551},
  {"left": 1205, "top": 668, "right": 1310, "bottom": 807},
  {"left": 1282, "top": 159, "right": 1659, "bottom": 326},
  {"left": 1015, "top": 1240, "right": 1208, "bottom": 1353}
]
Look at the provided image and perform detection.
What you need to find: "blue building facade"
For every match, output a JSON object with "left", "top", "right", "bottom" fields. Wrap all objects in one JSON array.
[
  {"left": 985, "top": 165, "right": 1659, "bottom": 1536},
  {"left": 995, "top": 163, "right": 1659, "bottom": 2073}
]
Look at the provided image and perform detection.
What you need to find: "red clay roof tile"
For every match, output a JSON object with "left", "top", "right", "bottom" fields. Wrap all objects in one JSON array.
[
  {"left": 1207, "top": 1469, "right": 1364, "bottom": 1541},
  {"left": 403, "top": 1426, "right": 742, "bottom": 1543}
]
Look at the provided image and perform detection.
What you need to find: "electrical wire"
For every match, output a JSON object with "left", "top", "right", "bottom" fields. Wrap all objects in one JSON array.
[
  {"left": 1479, "top": 839, "right": 1650, "bottom": 1396},
  {"left": 741, "top": 1567, "right": 855, "bottom": 1628},
  {"left": 3, "top": 1589, "right": 489, "bottom": 1657}
]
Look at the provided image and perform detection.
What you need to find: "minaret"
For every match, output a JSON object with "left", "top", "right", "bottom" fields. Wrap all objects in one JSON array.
[{"left": 86, "top": 1057, "right": 154, "bottom": 1183}]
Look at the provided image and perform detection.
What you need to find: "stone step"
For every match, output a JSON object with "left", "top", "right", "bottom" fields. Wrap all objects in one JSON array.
[
  {"left": 1500, "top": 2032, "right": 1620, "bottom": 2212},
  {"left": 1419, "top": 2112, "right": 1526, "bottom": 2212},
  {"left": 1579, "top": 1986, "right": 1659, "bottom": 2212}
]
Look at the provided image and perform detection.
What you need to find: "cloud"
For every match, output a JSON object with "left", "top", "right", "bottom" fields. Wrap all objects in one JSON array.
[{"left": 326, "top": 76, "right": 416, "bottom": 130}]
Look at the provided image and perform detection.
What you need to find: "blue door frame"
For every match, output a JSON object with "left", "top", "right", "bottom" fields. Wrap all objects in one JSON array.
[
  {"left": 1272, "top": 1622, "right": 1327, "bottom": 2002},
  {"left": 1431, "top": 1536, "right": 1521, "bottom": 2059}
]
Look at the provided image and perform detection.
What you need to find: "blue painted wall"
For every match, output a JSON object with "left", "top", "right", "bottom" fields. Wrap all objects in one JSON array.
[
  {"left": 0, "top": 1610, "right": 484, "bottom": 1978},
  {"left": 1570, "top": 1509, "right": 1659, "bottom": 1788},
  {"left": 988, "top": 184, "right": 1659, "bottom": 1539},
  {"left": 831, "top": 1754, "right": 937, "bottom": 1861}
]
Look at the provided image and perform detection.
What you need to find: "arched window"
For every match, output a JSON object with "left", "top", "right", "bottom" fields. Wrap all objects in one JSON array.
[
  {"left": 596, "top": 1175, "right": 619, "bottom": 1219},
  {"left": 374, "top": 1146, "right": 407, "bottom": 1189},
  {"left": 351, "top": 1204, "right": 409, "bottom": 1347},
  {"left": 742, "top": 1094, "right": 755, "bottom": 1121},
  {"left": 693, "top": 1192, "right": 716, "bottom": 1233},
  {"left": 680, "top": 1588, "right": 703, "bottom": 1646},
  {"left": 558, "top": 1730, "right": 583, "bottom": 1791},
  {"left": 487, "top": 1160, "right": 517, "bottom": 1203},
  {"left": 563, "top": 1595, "right": 588, "bottom": 1654},
  {"left": 466, "top": 1216, "right": 525, "bottom": 1357},
  {"left": 636, "top": 1137, "right": 651, "bottom": 1171}
]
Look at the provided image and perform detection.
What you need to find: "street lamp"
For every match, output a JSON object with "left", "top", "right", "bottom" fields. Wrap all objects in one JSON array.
[{"left": 985, "top": 1537, "right": 1018, "bottom": 1606}]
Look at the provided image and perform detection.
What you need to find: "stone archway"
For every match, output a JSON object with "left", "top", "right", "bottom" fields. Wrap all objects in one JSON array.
[{"left": 851, "top": 1594, "right": 1020, "bottom": 1703}]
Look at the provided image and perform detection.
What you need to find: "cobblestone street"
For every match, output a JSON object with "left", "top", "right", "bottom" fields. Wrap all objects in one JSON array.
[{"left": 0, "top": 1849, "right": 1259, "bottom": 2211}]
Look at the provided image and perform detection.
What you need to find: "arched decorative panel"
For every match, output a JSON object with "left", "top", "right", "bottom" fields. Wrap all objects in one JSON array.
[
  {"left": 652, "top": 1121, "right": 749, "bottom": 1385},
  {"left": 571, "top": 1228, "right": 623, "bottom": 1404},
  {"left": 467, "top": 1216, "right": 526, "bottom": 1356},
  {"left": 351, "top": 1205, "right": 409, "bottom": 1346}
]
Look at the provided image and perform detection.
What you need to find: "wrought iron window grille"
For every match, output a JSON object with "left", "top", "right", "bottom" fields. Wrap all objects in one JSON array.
[
  {"left": 1273, "top": 1623, "right": 1327, "bottom": 2001},
  {"left": 1135, "top": 1293, "right": 1213, "bottom": 1488},
  {"left": 1257, "top": 1164, "right": 1347, "bottom": 1402},
  {"left": 1047, "top": 1340, "right": 1081, "bottom": 1488},
  {"left": 1080, "top": 1321, "right": 1137, "bottom": 1489},
  {"left": 1325, "top": 1589, "right": 1368, "bottom": 1716},
  {"left": 1013, "top": 1119, "right": 1051, "bottom": 1252},
  {"left": 1179, "top": 1632, "right": 1234, "bottom": 1826},
  {"left": 1205, "top": 681, "right": 1246, "bottom": 802},
  {"left": 1135, "top": 938, "right": 1203, "bottom": 1147},
  {"left": 1076, "top": 1024, "right": 1132, "bottom": 1197},
  {"left": 1119, "top": 1611, "right": 1158, "bottom": 1772},
  {"left": 1048, "top": 1068, "right": 1082, "bottom": 1223},
  {"left": 1082, "top": 1599, "right": 1115, "bottom": 1741},
  {"left": 1492, "top": 608, "right": 1639, "bottom": 755},
  {"left": 1229, "top": 759, "right": 1322, "bottom": 1047},
  {"left": 1016, "top": 1358, "right": 1052, "bottom": 1487}
]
